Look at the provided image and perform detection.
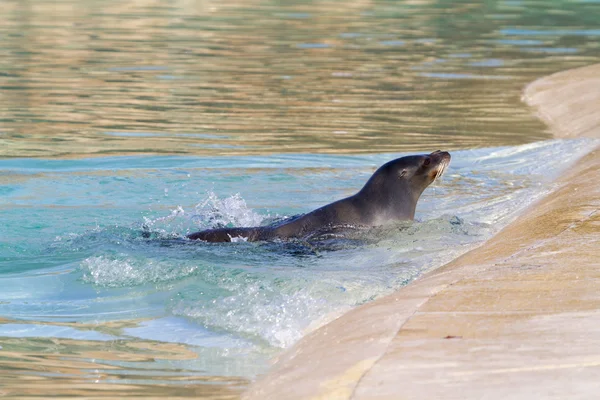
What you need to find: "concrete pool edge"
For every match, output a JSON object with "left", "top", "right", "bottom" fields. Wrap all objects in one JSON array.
[{"left": 243, "top": 63, "right": 600, "bottom": 399}]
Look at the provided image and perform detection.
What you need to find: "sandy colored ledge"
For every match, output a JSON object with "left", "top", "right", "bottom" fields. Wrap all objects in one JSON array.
[
  {"left": 523, "top": 64, "right": 600, "bottom": 139},
  {"left": 244, "top": 63, "right": 600, "bottom": 400}
]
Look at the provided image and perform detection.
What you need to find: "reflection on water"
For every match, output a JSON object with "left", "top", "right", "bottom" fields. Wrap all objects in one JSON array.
[
  {"left": 1, "top": 0, "right": 599, "bottom": 158},
  {"left": 0, "top": 318, "right": 246, "bottom": 399}
]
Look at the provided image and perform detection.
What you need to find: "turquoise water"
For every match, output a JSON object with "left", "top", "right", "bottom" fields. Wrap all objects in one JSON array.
[
  {"left": 2, "top": 0, "right": 600, "bottom": 396},
  {"left": 0, "top": 139, "right": 596, "bottom": 379}
]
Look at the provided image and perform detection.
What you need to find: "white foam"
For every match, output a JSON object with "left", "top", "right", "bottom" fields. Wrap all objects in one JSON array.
[
  {"left": 80, "top": 256, "right": 198, "bottom": 287},
  {"left": 190, "top": 192, "right": 265, "bottom": 229}
]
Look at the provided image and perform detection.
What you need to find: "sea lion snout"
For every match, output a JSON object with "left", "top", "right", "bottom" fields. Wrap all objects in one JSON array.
[
  {"left": 426, "top": 150, "right": 451, "bottom": 181},
  {"left": 430, "top": 149, "right": 450, "bottom": 159}
]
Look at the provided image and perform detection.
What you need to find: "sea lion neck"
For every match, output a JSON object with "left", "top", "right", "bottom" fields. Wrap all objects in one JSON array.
[{"left": 355, "top": 172, "right": 417, "bottom": 220}]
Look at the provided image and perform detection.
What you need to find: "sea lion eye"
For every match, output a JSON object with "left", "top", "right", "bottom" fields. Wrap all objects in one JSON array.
[{"left": 423, "top": 158, "right": 431, "bottom": 166}]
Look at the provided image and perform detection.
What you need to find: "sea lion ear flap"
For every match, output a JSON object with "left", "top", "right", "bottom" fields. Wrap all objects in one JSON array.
[{"left": 399, "top": 169, "right": 408, "bottom": 178}]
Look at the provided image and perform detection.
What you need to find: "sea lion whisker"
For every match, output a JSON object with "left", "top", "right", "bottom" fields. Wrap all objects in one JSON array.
[
  {"left": 442, "top": 159, "right": 449, "bottom": 176},
  {"left": 432, "top": 162, "right": 441, "bottom": 183},
  {"left": 433, "top": 159, "right": 448, "bottom": 183}
]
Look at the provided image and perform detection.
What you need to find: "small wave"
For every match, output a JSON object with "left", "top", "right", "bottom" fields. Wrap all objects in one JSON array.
[
  {"left": 174, "top": 272, "right": 363, "bottom": 348},
  {"left": 177, "top": 283, "right": 331, "bottom": 348},
  {"left": 52, "top": 225, "right": 183, "bottom": 253},
  {"left": 172, "top": 254, "right": 422, "bottom": 349},
  {"left": 80, "top": 255, "right": 198, "bottom": 287}
]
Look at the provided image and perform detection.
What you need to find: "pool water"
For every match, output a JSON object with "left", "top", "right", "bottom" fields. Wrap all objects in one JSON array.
[
  {"left": 1, "top": 139, "right": 596, "bottom": 383},
  {"left": 2, "top": 0, "right": 600, "bottom": 158},
  {"left": 2, "top": 0, "right": 600, "bottom": 397}
]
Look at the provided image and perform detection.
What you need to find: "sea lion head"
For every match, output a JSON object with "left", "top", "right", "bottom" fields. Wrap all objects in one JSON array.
[
  {"left": 359, "top": 150, "right": 451, "bottom": 220},
  {"left": 399, "top": 150, "right": 451, "bottom": 194}
]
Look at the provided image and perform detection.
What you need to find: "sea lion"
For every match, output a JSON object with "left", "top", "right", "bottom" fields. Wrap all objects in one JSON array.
[{"left": 187, "top": 150, "right": 451, "bottom": 242}]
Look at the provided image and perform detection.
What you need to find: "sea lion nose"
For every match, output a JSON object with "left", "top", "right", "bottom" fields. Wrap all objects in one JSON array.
[{"left": 430, "top": 150, "right": 451, "bottom": 161}]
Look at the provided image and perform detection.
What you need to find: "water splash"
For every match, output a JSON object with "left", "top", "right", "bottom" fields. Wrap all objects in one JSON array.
[
  {"left": 189, "top": 192, "right": 266, "bottom": 229},
  {"left": 140, "top": 192, "right": 268, "bottom": 237}
]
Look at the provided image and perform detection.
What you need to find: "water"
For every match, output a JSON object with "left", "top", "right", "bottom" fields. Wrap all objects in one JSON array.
[
  {"left": 2, "top": 0, "right": 600, "bottom": 397},
  {"left": 1, "top": 0, "right": 600, "bottom": 158},
  {"left": 1, "top": 139, "right": 597, "bottom": 385}
]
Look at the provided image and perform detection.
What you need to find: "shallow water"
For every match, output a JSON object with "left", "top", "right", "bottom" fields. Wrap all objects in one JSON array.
[
  {"left": 2, "top": 0, "right": 600, "bottom": 397},
  {"left": 1, "top": 139, "right": 597, "bottom": 392}
]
